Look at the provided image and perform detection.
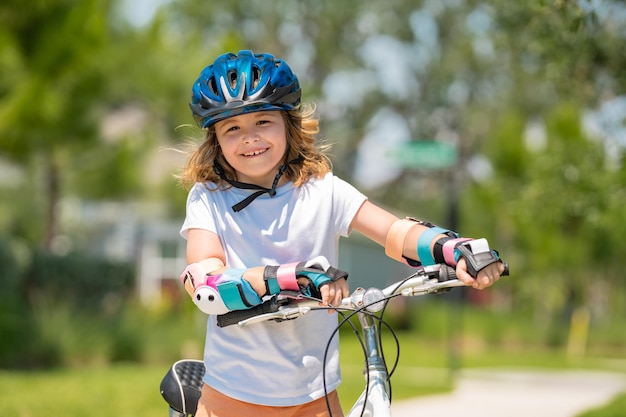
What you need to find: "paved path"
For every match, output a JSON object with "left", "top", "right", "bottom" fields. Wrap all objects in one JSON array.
[{"left": 391, "top": 368, "right": 626, "bottom": 417}]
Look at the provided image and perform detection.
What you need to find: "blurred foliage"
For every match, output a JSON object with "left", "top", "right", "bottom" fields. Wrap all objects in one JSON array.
[
  {"left": 0, "top": 245, "right": 135, "bottom": 368},
  {"left": 0, "top": 0, "right": 625, "bottom": 368},
  {"left": 25, "top": 250, "right": 134, "bottom": 309}
]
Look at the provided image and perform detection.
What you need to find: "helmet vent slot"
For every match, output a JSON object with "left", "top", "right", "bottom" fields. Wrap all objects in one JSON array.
[
  {"left": 208, "top": 77, "right": 219, "bottom": 96},
  {"left": 251, "top": 66, "right": 261, "bottom": 89},
  {"left": 228, "top": 70, "right": 238, "bottom": 89}
]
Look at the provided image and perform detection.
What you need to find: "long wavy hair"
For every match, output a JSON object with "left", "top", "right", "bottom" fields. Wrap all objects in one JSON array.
[{"left": 177, "top": 105, "right": 332, "bottom": 191}]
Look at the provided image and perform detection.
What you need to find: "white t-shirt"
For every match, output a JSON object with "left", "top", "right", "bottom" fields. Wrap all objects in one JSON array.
[{"left": 180, "top": 172, "right": 367, "bottom": 406}]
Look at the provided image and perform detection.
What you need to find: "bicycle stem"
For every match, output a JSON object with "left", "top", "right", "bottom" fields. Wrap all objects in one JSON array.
[
  {"left": 343, "top": 309, "right": 392, "bottom": 417},
  {"left": 358, "top": 310, "right": 389, "bottom": 387}
]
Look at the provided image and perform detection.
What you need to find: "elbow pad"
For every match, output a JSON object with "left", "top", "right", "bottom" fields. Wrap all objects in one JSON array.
[
  {"left": 192, "top": 268, "right": 262, "bottom": 315},
  {"left": 193, "top": 286, "right": 230, "bottom": 315}
]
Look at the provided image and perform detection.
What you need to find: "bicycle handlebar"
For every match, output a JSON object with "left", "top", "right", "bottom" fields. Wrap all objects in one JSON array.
[{"left": 216, "top": 262, "right": 509, "bottom": 328}]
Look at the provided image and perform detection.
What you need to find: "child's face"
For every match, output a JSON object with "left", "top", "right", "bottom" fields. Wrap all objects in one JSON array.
[{"left": 214, "top": 111, "right": 288, "bottom": 188}]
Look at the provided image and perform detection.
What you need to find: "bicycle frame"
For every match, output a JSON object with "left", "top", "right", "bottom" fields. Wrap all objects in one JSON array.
[
  {"left": 160, "top": 263, "right": 508, "bottom": 417},
  {"left": 160, "top": 298, "right": 394, "bottom": 417},
  {"left": 345, "top": 306, "right": 391, "bottom": 417}
]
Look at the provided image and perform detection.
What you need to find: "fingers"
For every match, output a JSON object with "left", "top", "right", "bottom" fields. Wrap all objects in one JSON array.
[
  {"left": 476, "top": 265, "right": 501, "bottom": 289},
  {"left": 320, "top": 279, "right": 349, "bottom": 314},
  {"left": 455, "top": 258, "right": 475, "bottom": 286},
  {"left": 456, "top": 258, "right": 502, "bottom": 290}
]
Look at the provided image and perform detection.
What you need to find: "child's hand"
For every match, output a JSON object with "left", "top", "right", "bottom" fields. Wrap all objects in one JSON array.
[
  {"left": 319, "top": 277, "right": 349, "bottom": 313},
  {"left": 455, "top": 258, "right": 505, "bottom": 290}
]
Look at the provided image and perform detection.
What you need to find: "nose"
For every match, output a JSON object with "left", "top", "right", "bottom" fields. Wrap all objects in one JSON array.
[{"left": 242, "top": 127, "right": 260, "bottom": 143}]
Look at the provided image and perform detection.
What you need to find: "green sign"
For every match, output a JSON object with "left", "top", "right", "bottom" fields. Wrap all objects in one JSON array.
[{"left": 387, "top": 140, "right": 458, "bottom": 170}]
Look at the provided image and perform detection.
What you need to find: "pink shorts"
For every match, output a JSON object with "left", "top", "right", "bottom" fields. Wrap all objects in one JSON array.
[{"left": 195, "top": 383, "right": 344, "bottom": 417}]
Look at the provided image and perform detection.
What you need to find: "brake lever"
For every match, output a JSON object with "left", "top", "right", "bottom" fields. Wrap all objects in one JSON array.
[
  {"left": 237, "top": 305, "right": 313, "bottom": 327},
  {"left": 397, "top": 276, "right": 467, "bottom": 297},
  {"left": 426, "top": 279, "right": 467, "bottom": 293}
]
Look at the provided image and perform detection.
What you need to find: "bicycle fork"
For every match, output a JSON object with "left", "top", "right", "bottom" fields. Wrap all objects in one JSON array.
[{"left": 346, "top": 311, "right": 392, "bottom": 417}]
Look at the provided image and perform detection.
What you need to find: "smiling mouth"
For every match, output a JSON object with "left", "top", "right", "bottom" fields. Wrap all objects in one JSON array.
[{"left": 242, "top": 148, "right": 269, "bottom": 157}]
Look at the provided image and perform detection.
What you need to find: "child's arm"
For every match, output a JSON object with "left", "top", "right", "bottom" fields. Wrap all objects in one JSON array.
[
  {"left": 182, "top": 228, "right": 348, "bottom": 314},
  {"left": 350, "top": 201, "right": 505, "bottom": 290}
]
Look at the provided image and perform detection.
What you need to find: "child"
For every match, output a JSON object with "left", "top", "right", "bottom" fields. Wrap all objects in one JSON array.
[{"left": 178, "top": 50, "right": 505, "bottom": 417}]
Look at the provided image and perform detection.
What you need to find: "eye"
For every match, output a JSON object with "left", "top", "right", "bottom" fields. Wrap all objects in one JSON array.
[
  {"left": 218, "top": 124, "right": 239, "bottom": 136},
  {"left": 256, "top": 112, "right": 279, "bottom": 125}
]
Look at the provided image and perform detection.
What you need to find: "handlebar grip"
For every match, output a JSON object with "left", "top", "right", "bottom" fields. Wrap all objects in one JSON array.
[
  {"left": 216, "top": 297, "right": 280, "bottom": 328},
  {"left": 438, "top": 265, "right": 457, "bottom": 281},
  {"left": 438, "top": 261, "right": 509, "bottom": 282}
]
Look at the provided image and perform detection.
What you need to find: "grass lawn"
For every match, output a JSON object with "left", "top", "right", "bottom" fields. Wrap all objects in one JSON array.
[
  {"left": 0, "top": 364, "right": 169, "bottom": 417},
  {"left": 578, "top": 392, "right": 626, "bottom": 417},
  {"left": 0, "top": 330, "right": 453, "bottom": 416},
  {"left": 2, "top": 331, "right": 623, "bottom": 417}
]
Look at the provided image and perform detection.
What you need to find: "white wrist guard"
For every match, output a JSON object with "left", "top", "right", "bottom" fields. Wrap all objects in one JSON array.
[{"left": 180, "top": 265, "right": 262, "bottom": 315}]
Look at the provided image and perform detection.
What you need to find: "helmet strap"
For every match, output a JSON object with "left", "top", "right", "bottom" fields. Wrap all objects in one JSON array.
[{"left": 214, "top": 154, "right": 303, "bottom": 212}]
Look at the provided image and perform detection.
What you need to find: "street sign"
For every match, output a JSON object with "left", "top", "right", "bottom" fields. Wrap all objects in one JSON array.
[{"left": 386, "top": 140, "right": 458, "bottom": 170}]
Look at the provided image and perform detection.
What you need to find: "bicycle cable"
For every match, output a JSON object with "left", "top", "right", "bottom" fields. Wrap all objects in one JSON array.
[
  {"left": 323, "top": 306, "right": 366, "bottom": 417},
  {"left": 318, "top": 294, "right": 402, "bottom": 417},
  {"left": 376, "top": 295, "right": 402, "bottom": 403},
  {"left": 374, "top": 275, "right": 417, "bottom": 403}
]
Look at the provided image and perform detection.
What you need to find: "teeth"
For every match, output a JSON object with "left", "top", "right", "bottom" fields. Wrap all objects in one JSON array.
[{"left": 244, "top": 149, "right": 266, "bottom": 156}]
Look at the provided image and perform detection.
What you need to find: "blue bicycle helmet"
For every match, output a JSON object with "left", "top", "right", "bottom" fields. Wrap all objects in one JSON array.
[{"left": 190, "top": 50, "right": 301, "bottom": 128}]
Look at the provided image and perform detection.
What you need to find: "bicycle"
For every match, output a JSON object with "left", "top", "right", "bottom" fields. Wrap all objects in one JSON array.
[{"left": 160, "top": 262, "right": 509, "bottom": 417}]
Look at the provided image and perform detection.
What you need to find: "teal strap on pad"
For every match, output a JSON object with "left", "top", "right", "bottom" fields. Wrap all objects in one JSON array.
[
  {"left": 299, "top": 270, "right": 331, "bottom": 288},
  {"left": 417, "top": 227, "right": 450, "bottom": 266},
  {"left": 217, "top": 268, "right": 262, "bottom": 311},
  {"left": 265, "top": 276, "right": 281, "bottom": 295}
]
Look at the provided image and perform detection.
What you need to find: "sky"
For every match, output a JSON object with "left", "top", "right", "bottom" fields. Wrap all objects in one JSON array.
[{"left": 121, "top": 0, "right": 171, "bottom": 27}]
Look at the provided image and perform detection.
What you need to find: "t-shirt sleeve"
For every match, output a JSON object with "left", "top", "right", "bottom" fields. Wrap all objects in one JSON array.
[
  {"left": 332, "top": 175, "right": 368, "bottom": 237},
  {"left": 179, "top": 183, "right": 218, "bottom": 240}
]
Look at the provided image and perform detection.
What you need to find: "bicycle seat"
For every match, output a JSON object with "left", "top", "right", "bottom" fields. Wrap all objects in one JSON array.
[{"left": 160, "top": 359, "right": 205, "bottom": 416}]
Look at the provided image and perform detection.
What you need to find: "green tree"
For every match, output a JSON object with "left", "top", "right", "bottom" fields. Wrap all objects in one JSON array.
[
  {"left": 2, "top": 0, "right": 624, "bottom": 328},
  {"left": 0, "top": 0, "right": 117, "bottom": 248},
  {"left": 0, "top": 0, "right": 187, "bottom": 248},
  {"left": 464, "top": 1, "right": 626, "bottom": 325}
]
